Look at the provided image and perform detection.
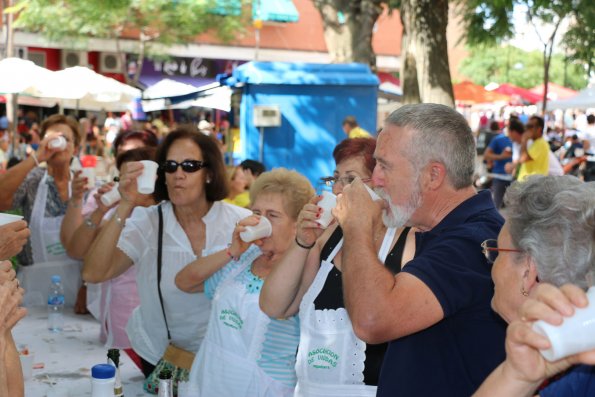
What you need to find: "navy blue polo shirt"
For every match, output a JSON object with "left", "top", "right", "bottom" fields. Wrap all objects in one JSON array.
[{"left": 377, "top": 190, "right": 507, "bottom": 397}]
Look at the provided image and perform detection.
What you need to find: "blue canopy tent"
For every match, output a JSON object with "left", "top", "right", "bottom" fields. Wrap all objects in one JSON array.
[{"left": 220, "top": 62, "right": 379, "bottom": 186}]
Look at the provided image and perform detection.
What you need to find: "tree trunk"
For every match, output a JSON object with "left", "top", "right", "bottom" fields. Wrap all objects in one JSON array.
[
  {"left": 349, "top": 1, "right": 382, "bottom": 69},
  {"left": 400, "top": 0, "right": 454, "bottom": 106},
  {"left": 315, "top": 1, "right": 353, "bottom": 63},
  {"left": 314, "top": 0, "right": 382, "bottom": 69},
  {"left": 400, "top": 5, "right": 420, "bottom": 104}
]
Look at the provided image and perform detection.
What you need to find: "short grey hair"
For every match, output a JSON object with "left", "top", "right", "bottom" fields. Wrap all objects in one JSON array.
[
  {"left": 504, "top": 175, "right": 595, "bottom": 289},
  {"left": 385, "top": 103, "right": 476, "bottom": 189}
]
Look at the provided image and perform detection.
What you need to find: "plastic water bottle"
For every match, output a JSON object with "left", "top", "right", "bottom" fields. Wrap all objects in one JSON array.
[{"left": 47, "top": 275, "right": 65, "bottom": 332}]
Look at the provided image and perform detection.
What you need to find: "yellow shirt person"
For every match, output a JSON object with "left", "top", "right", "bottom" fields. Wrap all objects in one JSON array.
[{"left": 342, "top": 116, "right": 372, "bottom": 139}]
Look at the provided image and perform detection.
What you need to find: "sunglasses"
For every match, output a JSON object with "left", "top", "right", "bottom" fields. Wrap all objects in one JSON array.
[{"left": 161, "top": 160, "right": 208, "bottom": 173}]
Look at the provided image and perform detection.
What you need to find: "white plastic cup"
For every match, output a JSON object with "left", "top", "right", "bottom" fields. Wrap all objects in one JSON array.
[
  {"left": 365, "top": 185, "right": 382, "bottom": 201},
  {"left": 48, "top": 136, "right": 67, "bottom": 151},
  {"left": 0, "top": 213, "right": 24, "bottom": 226},
  {"left": 533, "top": 286, "right": 595, "bottom": 361},
  {"left": 575, "top": 148, "right": 585, "bottom": 157},
  {"left": 19, "top": 352, "right": 34, "bottom": 380},
  {"left": 81, "top": 168, "right": 96, "bottom": 190},
  {"left": 100, "top": 183, "right": 121, "bottom": 207},
  {"left": 317, "top": 191, "right": 337, "bottom": 228},
  {"left": 137, "top": 160, "right": 158, "bottom": 195},
  {"left": 240, "top": 216, "right": 273, "bottom": 242}
]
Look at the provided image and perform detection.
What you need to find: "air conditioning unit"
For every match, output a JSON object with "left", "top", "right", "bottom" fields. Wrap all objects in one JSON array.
[
  {"left": 99, "top": 52, "right": 122, "bottom": 73},
  {"left": 28, "top": 51, "right": 47, "bottom": 68},
  {"left": 15, "top": 47, "right": 28, "bottom": 59},
  {"left": 61, "top": 50, "right": 88, "bottom": 68},
  {"left": 253, "top": 105, "right": 281, "bottom": 127}
]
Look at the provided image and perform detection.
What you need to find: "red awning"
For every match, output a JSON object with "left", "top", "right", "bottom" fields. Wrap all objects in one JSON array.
[
  {"left": 530, "top": 83, "right": 577, "bottom": 101},
  {"left": 453, "top": 81, "right": 510, "bottom": 104},
  {"left": 491, "top": 83, "right": 542, "bottom": 105}
]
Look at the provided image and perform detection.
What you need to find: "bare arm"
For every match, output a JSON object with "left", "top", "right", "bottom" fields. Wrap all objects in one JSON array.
[
  {"left": 260, "top": 196, "right": 329, "bottom": 319},
  {"left": 82, "top": 162, "right": 145, "bottom": 283},
  {"left": 59, "top": 170, "right": 88, "bottom": 254},
  {"left": 175, "top": 215, "right": 259, "bottom": 293},
  {"left": 519, "top": 132, "right": 533, "bottom": 163},
  {"left": 82, "top": 203, "right": 134, "bottom": 283},
  {"left": 4, "top": 333, "right": 24, "bottom": 397},
  {"left": 334, "top": 180, "right": 443, "bottom": 344},
  {"left": 62, "top": 182, "right": 116, "bottom": 260},
  {"left": 0, "top": 135, "right": 62, "bottom": 210},
  {"left": 484, "top": 147, "right": 512, "bottom": 162},
  {"left": 0, "top": 280, "right": 27, "bottom": 397}
]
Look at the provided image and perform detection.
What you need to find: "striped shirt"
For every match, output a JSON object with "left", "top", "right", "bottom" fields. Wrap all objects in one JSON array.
[{"left": 205, "top": 245, "right": 300, "bottom": 387}]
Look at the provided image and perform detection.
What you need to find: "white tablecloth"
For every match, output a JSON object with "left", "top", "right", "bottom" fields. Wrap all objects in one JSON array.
[{"left": 13, "top": 307, "right": 150, "bottom": 397}]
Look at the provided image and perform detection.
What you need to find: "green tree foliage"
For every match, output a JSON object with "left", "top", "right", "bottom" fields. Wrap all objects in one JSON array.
[
  {"left": 459, "top": 45, "right": 587, "bottom": 90},
  {"left": 7, "top": 0, "right": 249, "bottom": 83},
  {"left": 459, "top": 0, "right": 594, "bottom": 110},
  {"left": 562, "top": 0, "right": 595, "bottom": 78}
]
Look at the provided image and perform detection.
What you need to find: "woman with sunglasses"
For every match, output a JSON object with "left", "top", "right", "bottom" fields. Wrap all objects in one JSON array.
[
  {"left": 259, "top": 138, "right": 416, "bottom": 397},
  {"left": 176, "top": 168, "right": 314, "bottom": 396},
  {"left": 83, "top": 127, "right": 250, "bottom": 382},
  {"left": 473, "top": 175, "right": 595, "bottom": 396}
]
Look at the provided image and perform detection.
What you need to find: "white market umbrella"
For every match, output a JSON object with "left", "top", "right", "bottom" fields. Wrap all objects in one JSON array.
[
  {"left": 36, "top": 66, "right": 140, "bottom": 111},
  {"left": 142, "top": 78, "right": 199, "bottom": 100},
  {"left": 0, "top": 57, "right": 55, "bottom": 95}
]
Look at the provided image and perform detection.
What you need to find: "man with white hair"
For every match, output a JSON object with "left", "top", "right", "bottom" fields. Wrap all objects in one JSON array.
[{"left": 334, "top": 103, "right": 506, "bottom": 397}]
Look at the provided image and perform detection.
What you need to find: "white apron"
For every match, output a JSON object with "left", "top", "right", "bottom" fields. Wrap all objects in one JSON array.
[
  {"left": 19, "top": 171, "right": 83, "bottom": 308},
  {"left": 294, "top": 227, "right": 396, "bottom": 397},
  {"left": 188, "top": 259, "right": 295, "bottom": 397},
  {"left": 30, "top": 171, "right": 71, "bottom": 263}
]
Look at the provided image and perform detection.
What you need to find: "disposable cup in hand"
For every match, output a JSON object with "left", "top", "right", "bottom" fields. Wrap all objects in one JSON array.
[
  {"left": 317, "top": 191, "right": 337, "bottom": 228},
  {"left": 19, "top": 351, "right": 34, "bottom": 380},
  {"left": 48, "top": 136, "right": 67, "bottom": 151},
  {"left": 240, "top": 216, "right": 272, "bottom": 242},
  {"left": 81, "top": 168, "right": 96, "bottom": 190},
  {"left": 100, "top": 183, "right": 121, "bottom": 207},
  {"left": 533, "top": 286, "right": 595, "bottom": 361},
  {"left": 0, "top": 212, "right": 24, "bottom": 226},
  {"left": 137, "top": 160, "right": 158, "bottom": 195},
  {"left": 365, "top": 185, "right": 381, "bottom": 201}
]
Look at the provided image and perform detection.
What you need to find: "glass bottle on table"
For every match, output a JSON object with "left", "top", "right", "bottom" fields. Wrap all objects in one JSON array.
[
  {"left": 157, "top": 369, "right": 174, "bottom": 397},
  {"left": 47, "top": 275, "right": 64, "bottom": 332}
]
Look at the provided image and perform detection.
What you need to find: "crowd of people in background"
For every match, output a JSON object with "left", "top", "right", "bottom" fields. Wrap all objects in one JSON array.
[{"left": 0, "top": 103, "right": 593, "bottom": 397}]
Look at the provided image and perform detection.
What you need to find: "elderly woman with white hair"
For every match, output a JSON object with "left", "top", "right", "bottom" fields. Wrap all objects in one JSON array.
[{"left": 474, "top": 175, "right": 595, "bottom": 396}]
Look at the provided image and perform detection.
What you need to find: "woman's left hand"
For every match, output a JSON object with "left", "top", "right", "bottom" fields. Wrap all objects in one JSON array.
[
  {"left": 502, "top": 283, "right": 595, "bottom": 384},
  {"left": 93, "top": 182, "right": 118, "bottom": 213}
]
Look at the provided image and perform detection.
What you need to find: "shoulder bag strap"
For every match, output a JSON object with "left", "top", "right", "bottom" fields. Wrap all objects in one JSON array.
[{"left": 156, "top": 205, "right": 171, "bottom": 341}]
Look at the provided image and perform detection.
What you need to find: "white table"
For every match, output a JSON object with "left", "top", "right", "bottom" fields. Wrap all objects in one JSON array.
[{"left": 13, "top": 307, "right": 150, "bottom": 397}]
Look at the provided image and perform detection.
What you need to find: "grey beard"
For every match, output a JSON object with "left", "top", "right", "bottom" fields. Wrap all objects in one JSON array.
[{"left": 377, "top": 187, "right": 421, "bottom": 229}]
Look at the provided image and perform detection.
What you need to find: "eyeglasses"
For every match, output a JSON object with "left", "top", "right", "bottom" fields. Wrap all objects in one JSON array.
[
  {"left": 321, "top": 175, "right": 371, "bottom": 187},
  {"left": 161, "top": 160, "right": 208, "bottom": 173},
  {"left": 481, "top": 239, "right": 523, "bottom": 264},
  {"left": 526, "top": 124, "right": 537, "bottom": 129}
]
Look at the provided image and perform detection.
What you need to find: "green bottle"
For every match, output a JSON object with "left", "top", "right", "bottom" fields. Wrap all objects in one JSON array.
[{"left": 107, "top": 349, "right": 123, "bottom": 397}]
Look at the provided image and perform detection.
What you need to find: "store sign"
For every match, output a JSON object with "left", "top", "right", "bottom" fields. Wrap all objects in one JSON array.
[{"left": 153, "top": 58, "right": 215, "bottom": 78}]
